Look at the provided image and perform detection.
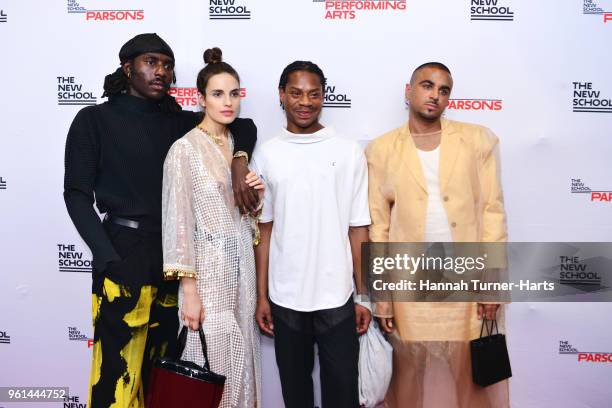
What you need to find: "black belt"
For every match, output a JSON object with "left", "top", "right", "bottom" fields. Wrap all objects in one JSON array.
[{"left": 104, "top": 214, "right": 161, "bottom": 233}]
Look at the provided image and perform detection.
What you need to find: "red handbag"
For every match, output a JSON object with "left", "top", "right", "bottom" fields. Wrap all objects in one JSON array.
[{"left": 146, "top": 326, "right": 226, "bottom": 408}]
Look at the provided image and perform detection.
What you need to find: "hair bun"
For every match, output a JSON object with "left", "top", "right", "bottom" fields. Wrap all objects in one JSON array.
[{"left": 203, "top": 47, "right": 223, "bottom": 64}]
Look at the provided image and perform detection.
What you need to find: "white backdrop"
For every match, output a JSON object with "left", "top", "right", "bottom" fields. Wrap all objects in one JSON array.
[{"left": 0, "top": 0, "right": 611, "bottom": 407}]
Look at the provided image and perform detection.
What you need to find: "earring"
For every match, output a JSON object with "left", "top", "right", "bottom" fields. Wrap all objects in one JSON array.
[{"left": 127, "top": 70, "right": 131, "bottom": 79}]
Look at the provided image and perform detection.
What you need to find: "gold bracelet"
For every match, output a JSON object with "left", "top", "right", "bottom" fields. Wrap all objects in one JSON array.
[
  {"left": 233, "top": 150, "right": 249, "bottom": 163},
  {"left": 163, "top": 268, "right": 197, "bottom": 280},
  {"left": 251, "top": 213, "right": 261, "bottom": 247}
]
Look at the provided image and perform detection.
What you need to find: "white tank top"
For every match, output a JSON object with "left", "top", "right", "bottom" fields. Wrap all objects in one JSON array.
[{"left": 416, "top": 146, "right": 453, "bottom": 242}]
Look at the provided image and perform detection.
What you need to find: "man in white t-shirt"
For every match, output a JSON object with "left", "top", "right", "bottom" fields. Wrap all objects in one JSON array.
[{"left": 253, "top": 61, "right": 372, "bottom": 408}]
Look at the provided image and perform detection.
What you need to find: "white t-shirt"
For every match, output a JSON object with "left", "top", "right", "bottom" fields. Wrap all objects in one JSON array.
[
  {"left": 416, "top": 146, "right": 453, "bottom": 242},
  {"left": 251, "top": 127, "right": 371, "bottom": 312}
]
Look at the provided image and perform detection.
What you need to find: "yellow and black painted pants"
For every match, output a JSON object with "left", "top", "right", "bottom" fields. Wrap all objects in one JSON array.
[{"left": 88, "top": 221, "right": 179, "bottom": 408}]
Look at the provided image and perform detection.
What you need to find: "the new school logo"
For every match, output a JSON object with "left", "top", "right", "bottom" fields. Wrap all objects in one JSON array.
[
  {"left": 470, "top": 0, "right": 514, "bottom": 21},
  {"left": 58, "top": 76, "right": 97, "bottom": 106},
  {"left": 559, "top": 340, "right": 612, "bottom": 363},
  {"left": 0, "top": 330, "right": 10, "bottom": 344},
  {"left": 168, "top": 87, "right": 247, "bottom": 108},
  {"left": 313, "top": 0, "right": 406, "bottom": 20},
  {"left": 572, "top": 82, "right": 612, "bottom": 113},
  {"left": 209, "top": 0, "right": 251, "bottom": 20},
  {"left": 67, "top": 0, "right": 144, "bottom": 21},
  {"left": 323, "top": 83, "right": 351, "bottom": 109},
  {"left": 0, "top": 9, "right": 7, "bottom": 23},
  {"left": 447, "top": 98, "right": 503, "bottom": 111},
  {"left": 68, "top": 327, "right": 93, "bottom": 348},
  {"left": 63, "top": 394, "right": 87, "bottom": 408},
  {"left": 68, "top": 326, "right": 91, "bottom": 342},
  {"left": 558, "top": 256, "right": 602, "bottom": 287},
  {"left": 58, "top": 244, "right": 93, "bottom": 273},
  {"left": 571, "top": 178, "right": 612, "bottom": 202},
  {"left": 0, "top": 177, "right": 6, "bottom": 190},
  {"left": 583, "top": 0, "right": 612, "bottom": 23}
]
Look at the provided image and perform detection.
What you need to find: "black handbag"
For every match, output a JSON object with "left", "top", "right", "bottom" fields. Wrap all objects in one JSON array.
[
  {"left": 146, "top": 326, "right": 226, "bottom": 408},
  {"left": 470, "top": 318, "right": 512, "bottom": 387}
]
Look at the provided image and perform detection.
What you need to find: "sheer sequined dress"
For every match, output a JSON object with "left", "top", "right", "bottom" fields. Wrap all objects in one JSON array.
[{"left": 162, "top": 127, "right": 261, "bottom": 407}]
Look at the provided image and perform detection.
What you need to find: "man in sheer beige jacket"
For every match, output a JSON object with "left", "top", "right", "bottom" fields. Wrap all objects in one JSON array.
[{"left": 365, "top": 62, "right": 509, "bottom": 408}]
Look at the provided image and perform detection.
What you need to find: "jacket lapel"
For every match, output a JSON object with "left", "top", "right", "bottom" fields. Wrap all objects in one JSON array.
[
  {"left": 397, "top": 123, "right": 427, "bottom": 193},
  {"left": 439, "top": 118, "right": 462, "bottom": 190}
]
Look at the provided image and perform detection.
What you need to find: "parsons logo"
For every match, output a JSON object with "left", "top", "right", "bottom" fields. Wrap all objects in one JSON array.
[
  {"left": 448, "top": 99, "right": 503, "bottom": 111},
  {"left": 0, "top": 177, "right": 6, "bottom": 190},
  {"left": 583, "top": 0, "right": 612, "bottom": 23},
  {"left": 67, "top": 0, "right": 144, "bottom": 21},
  {"left": 313, "top": 0, "right": 406, "bottom": 20},
  {"left": 169, "top": 87, "right": 247, "bottom": 108},
  {"left": 559, "top": 340, "right": 612, "bottom": 363},
  {"left": 0, "top": 9, "right": 7, "bottom": 23},
  {"left": 571, "top": 178, "right": 612, "bottom": 203},
  {"left": 0, "top": 330, "right": 10, "bottom": 344}
]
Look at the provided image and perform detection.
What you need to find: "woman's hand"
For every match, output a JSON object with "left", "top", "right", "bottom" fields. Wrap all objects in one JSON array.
[
  {"left": 245, "top": 171, "right": 265, "bottom": 210},
  {"left": 180, "top": 278, "right": 204, "bottom": 330}
]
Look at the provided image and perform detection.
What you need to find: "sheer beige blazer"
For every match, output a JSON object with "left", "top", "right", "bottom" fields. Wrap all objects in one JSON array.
[{"left": 365, "top": 118, "right": 508, "bottom": 341}]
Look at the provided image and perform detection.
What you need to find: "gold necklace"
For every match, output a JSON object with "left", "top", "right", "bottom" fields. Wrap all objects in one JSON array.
[{"left": 197, "top": 124, "right": 225, "bottom": 146}]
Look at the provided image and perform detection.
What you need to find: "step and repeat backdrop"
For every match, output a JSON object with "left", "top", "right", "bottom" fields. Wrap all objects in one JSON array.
[{"left": 0, "top": 0, "right": 611, "bottom": 407}]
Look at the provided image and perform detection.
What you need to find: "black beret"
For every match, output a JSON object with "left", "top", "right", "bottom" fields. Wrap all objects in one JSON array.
[{"left": 118, "top": 33, "right": 174, "bottom": 63}]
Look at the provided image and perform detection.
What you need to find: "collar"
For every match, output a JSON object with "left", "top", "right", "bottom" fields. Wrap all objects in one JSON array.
[
  {"left": 398, "top": 117, "right": 454, "bottom": 140},
  {"left": 279, "top": 126, "right": 334, "bottom": 144},
  {"left": 110, "top": 93, "right": 162, "bottom": 113},
  {"left": 396, "top": 117, "right": 462, "bottom": 193}
]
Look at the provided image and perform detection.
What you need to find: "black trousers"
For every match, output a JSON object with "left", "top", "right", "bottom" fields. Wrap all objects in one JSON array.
[
  {"left": 89, "top": 221, "right": 179, "bottom": 408},
  {"left": 271, "top": 298, "right": 359, "bottom": 408}
]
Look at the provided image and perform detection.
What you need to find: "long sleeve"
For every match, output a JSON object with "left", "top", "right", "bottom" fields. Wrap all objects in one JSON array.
[
  {"left": 365, "top": 140, "right": 395, "bottom": 318},
  {"left": 162, "top": 140, "right": 197, "bottom": 279},
  {"left": 477, "top": 128, "right": 507, "bottom": 243},
  {"left": 63, "top": 108, "right": 120, "bottom": 272},
  {"left": 365, "top": 140, "right": 391, "bottom": 242},
  {"left": 228, "top": 118, "right": 257, "bottom": 160}
]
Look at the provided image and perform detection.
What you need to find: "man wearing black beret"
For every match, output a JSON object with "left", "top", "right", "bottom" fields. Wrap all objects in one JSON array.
[{"left": 63, "top": 33, "right": 258, "bottom": 408}]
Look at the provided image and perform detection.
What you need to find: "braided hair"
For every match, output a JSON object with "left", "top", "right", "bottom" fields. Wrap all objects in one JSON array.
[
  {"left": 278, "top": 61, "right": 327, "bottom": 91},
  {"left": 102, "top": 64, "right": 182, "bottom": 113}
]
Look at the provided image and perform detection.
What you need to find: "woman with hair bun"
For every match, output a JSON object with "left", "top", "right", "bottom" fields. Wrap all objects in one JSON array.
[{"left": 161, "top": 47, "right": 262, "bottom": 407}]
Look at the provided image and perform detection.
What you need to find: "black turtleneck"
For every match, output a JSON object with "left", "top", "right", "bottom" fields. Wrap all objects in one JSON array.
[{"left": 64, "top": 94, "right": 256, "bottom": 272}]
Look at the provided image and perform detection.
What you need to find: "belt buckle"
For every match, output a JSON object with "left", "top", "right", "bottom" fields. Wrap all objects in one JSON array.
[{"left": 105, "top": 214, "right": 140, "bottom": 229}]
